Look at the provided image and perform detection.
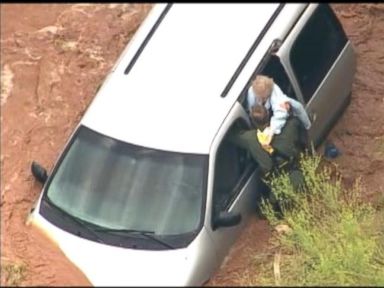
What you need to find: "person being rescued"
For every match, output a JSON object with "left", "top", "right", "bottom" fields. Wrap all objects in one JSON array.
[
  {"left": 228, "top": 74, "right": 311, "bottom": 185},
  {"left": 247, "top": 74, "right": 312, "bottom": 155}
]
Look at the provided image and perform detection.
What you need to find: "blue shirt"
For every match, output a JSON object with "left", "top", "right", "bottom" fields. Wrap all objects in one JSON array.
[{"left": 247, "top": 84, "right": 311, "bottom": 135}]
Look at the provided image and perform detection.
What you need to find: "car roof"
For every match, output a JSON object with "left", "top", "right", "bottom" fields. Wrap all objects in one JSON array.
[{"left": 81, "top": 3, "right": 295, "bottom": 154}]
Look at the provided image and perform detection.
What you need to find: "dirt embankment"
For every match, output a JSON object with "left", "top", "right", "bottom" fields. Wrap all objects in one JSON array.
[
  {"left": 330, "top": 4, "right": 384, "bottom": 200},
  {"left": 1, "top": 3, "right": 384, "bottom": 286}
]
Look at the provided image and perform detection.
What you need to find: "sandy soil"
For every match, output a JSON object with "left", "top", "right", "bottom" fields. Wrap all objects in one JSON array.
[{"left": 1, "top": 3, "right": 383, "bottom": 286}]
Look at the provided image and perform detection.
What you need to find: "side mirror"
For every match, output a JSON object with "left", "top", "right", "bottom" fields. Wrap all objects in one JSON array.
[
  {"left": 213, "top": 211, "right": 241, "bottom": 230},
  {"left": 31, "top": 161, "right": 48, "bottom": 184}
]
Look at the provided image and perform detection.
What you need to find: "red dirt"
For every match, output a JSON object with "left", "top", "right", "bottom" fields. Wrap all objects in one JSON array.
[{"left": 1, "top": 4, "right": 383, "bottom": 286}]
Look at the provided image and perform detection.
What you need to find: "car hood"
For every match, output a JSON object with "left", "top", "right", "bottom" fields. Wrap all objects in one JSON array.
[{"left": 28, "top": 210, "right": 213, "bottom": 286}]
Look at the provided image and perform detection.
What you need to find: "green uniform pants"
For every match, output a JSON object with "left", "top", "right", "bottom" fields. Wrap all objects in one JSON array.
[{"left": 228, "top": 117, "right": 302, "bottom": 175}]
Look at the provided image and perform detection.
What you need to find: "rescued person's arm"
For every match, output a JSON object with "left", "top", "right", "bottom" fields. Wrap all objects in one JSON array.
[{"left": 288, "top": 98, "right": 312, "bottom": 130}]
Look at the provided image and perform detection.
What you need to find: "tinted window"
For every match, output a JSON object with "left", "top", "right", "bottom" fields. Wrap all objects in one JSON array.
[
  {"left": 290, "top": 4, "right": 347, "bottom": 102},
  {"left": 212, "top": 120, "right": 252, "bottom": 214},
  {"left": 45, "top": 126, "right": 207, "bottom": 236}
]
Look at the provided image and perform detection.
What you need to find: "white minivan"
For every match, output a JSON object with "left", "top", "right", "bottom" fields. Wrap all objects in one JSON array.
[{"left": 29, "top": 3, "right": 356, "bottom": 286}]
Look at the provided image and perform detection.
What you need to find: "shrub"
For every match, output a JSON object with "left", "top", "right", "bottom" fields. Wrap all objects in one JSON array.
[{"left": 253, "top": 154, "right": 384, "bottom": 286}]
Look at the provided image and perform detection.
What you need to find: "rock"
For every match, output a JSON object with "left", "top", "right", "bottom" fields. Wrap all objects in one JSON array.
[{"left": 274, "top": 224, "right": 292, "bottom": 235}]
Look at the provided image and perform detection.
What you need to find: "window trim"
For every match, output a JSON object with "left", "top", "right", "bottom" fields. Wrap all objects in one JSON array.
[
  {"left": 210, "top": 118, "right": 255, "bottom": 216},
  {"left": 223, "top": 162, "right": 255, "bottom": 210}
]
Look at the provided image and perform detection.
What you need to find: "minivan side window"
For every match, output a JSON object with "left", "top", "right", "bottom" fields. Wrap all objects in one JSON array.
[
  {"left": 211, "top": 119, "right": 252, "bottom": 215},
  {"left": 290, "top": 4, "right": 347, "bottom": 103}
]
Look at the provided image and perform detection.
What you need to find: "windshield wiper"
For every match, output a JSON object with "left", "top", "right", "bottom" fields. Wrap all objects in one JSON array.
[
  {"left": 45, "top": 197, "right": 105, "bottom": 244},
  {"left": 93, "top": 227, "right": 175, "bottom": 249}
]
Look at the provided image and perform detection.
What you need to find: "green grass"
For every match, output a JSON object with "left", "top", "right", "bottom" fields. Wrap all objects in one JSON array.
[
  {"left": 243, "top": 154, "right": 384, "bottom": 286},
  {"left": 1, "top": 261, "right": 27, "bottom": 286}
]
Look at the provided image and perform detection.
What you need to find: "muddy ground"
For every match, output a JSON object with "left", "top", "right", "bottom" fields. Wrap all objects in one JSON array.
[{"left": 1, "top": 4, "right": 383, "bottom": 286}]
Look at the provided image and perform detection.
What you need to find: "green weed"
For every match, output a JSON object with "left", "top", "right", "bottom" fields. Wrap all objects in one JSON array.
[{"left": 249, "top": 153, "right": 384, "bottom": 286}]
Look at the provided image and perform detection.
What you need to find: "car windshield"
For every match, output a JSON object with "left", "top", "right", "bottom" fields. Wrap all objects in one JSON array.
[{"left": 45, "top": 126, "right": 207, "bottom": 236}]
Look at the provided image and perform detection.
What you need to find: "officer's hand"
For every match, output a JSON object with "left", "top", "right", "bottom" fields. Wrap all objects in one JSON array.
[{"left": 261, "top": 143, "right": 274, "bottom": 154}]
